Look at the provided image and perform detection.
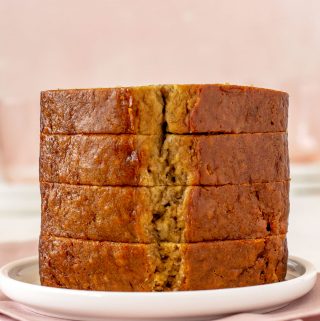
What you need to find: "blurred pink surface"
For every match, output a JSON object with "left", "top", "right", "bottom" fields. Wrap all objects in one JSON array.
[
  {"left": 0, "top": 101, "right": 39, "bottom": 183},
  {"left": 0, "top": 0, "right": 320, "bottom": 181}
]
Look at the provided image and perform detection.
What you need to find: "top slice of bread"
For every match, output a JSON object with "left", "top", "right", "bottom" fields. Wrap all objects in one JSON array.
[{"left": 41, "top": 84, "right": 288, "bottom": 135}]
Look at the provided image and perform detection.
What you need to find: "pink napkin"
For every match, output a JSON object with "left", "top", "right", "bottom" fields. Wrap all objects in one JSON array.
[{"left": 0, "top": 241, "right": 319, "bottom": 321}]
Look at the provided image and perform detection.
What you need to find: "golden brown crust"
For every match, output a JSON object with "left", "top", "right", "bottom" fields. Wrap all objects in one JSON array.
[
  {"left": 39, "top": 235, "right": 158, "bottom": 291},
  {"left": 41, "top": 182, "right": 289, "bottom": 243},
  {"left": 40, "top": 87, "right": 164, "bottom": 135},
  {"left": 39, "top": 235, "right": 287, "bottom": 291},
  {"left": 40, "top": 133, "right": 289, "bottom": 186},
  {"left": 181, "top": 235, "right": 287, "bottom": 290},
  {"left": 41, "top": 85, "right": 288, "bottom": 135},
  {"left": 164, "top": 84, "right": 288, "bottom": 134},
  {"left": 184, "top": 182, "right": 289, "bottom": 242}
]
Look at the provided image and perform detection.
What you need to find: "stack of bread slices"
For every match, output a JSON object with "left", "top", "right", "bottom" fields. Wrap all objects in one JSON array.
[{"left": 39, "top": 84, "right": 289, "bottom": 291}]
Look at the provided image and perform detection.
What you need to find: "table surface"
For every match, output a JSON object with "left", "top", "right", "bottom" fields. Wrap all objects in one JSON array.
[{"left": 0, "top": 186, "right": 319, "bottom": 270}]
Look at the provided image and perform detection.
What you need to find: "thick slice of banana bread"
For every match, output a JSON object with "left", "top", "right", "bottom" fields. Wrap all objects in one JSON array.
[
  {"left": 40, "top": 133, "right": 289, "bottom": 186},
  {"left": 41, "top": 85, "right": 288, "bottom": 135},
  {"left": 39, "top": 235, "right": 287, "bottom": 291},
  {"left": 41, "top": 182, "right": 289, "bottom": 243}
]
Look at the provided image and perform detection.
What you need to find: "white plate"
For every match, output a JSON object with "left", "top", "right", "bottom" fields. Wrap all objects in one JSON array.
[{"left": 0, "top": 256, "right": 317, "bottom": 321}]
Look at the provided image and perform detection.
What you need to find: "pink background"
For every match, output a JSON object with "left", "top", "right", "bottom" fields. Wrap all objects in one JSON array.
[{"left": 1, "top": 0, "right": 320, "bottom": 182}]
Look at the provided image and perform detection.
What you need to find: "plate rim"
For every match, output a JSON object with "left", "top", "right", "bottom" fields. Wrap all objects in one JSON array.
[{"left": 0, "top": 255, "right": 317, "bottom": 321}]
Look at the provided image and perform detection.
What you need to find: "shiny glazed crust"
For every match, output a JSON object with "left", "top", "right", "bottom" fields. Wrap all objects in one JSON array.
[
  {"left": 40, "top": 182, "right": 289, "bottom": 243},
  {"left": 41, "top": 84, "right": 288, "bottom": 134},
  {"left": 40, "top": 133, "right": 289, "bottom": 186},
  {"left": 39, "top": 235, "right": 288, "bottom": 291}
]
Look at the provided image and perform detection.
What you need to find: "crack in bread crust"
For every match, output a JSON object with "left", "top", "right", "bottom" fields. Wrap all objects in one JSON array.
[
  {"left": 150, "top": 186, "right": 187, "bottom": 243},
  {"left": 153, "top": 243, "right": 183, "bottom": 291}
]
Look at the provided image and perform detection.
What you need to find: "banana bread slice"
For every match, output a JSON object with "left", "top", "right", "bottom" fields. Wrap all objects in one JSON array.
[
  {"left": 41, "top": 85, "right": 288, "bottom": 135},
  {"left": 39, "top": 235, "right": 287, "bottom": 291},
  {"left": 41, "top": 182, "right": 289, "bottom": 243},
  {"left": 40, "top": 133, "right": 289, "bottom": 186}
]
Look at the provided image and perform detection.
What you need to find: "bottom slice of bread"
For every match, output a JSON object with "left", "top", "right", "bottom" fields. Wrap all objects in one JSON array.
[{"left": 39, "top": 235, "right": 287, "bottom": 291}]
